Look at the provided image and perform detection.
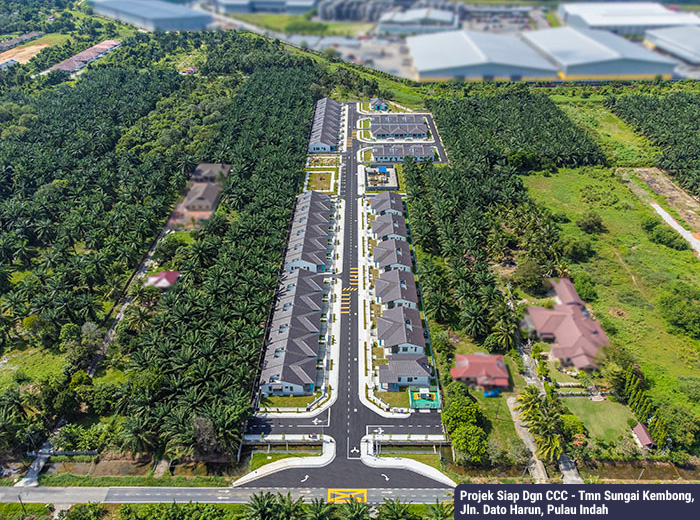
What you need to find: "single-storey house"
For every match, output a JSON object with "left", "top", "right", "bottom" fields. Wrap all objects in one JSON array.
[
  {"left": 370, "top": 97, "right": 389, "bottom": 111},
  {"left": 309, "top": 98, "right": 342, "bottom": 153},
  {"left": 144, "top": 270, "right": 179, "bottom": 290},
  {"left": 370, "top": 191, "right": 403, "bottom": 216},
  {"left": 373, "top": 239, "right": 412, "bottom": 273},
  {"left": 450, "top": 353, "right": 510, "bottom": 390},
  {"left": 183, "top": 182, "right": 222, "bottom": 212},
  {"left": 371, "top": 213, "right": 408, "bottom": 242},
  {"left": 377, "top": 306, "right": 426, "bottom": 354},
  {"left": 374, "top": 269, "right": 418, "bottom": 310},
  {"left": 370, "top": 114, "right": 428, "bottom": 140},
  {"left": 192, "top": 163, "right": 231, "bottom": 183},
  {"left": 632, "top": 422, "right": 656, "bottom": 450},
  {"left": 372, "top": 144, "right": 436, "bottom": 163},
  {"left": 378, "top": 354, "right": 432, "bottom": 392},
  {"left": 522, "top": 278, "right": 609, "bottom": 371}
]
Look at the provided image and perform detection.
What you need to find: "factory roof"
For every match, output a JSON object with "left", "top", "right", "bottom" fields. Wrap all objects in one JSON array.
[
  {"left": 379, "top": 8, "right": 456, "bottom": 25},
  {"left": 522, "top": 26, "right": 675, "bottom": 67},
  {"left": 559, "top": 2, "right": 700, "bottom": 28},
  {"left": 91, "top": 0, "right": 211, "bottom": 20},
  {"left": 645, "top": 25, "right": 700, "bottom": 64},
  {"left": 406, "top": 30, "right": 557, "bottom": 75}
]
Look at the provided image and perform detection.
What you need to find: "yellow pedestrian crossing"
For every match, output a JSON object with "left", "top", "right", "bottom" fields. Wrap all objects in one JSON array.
[
  {"left": 340, "top": 289, "right": 352, "bottom": 314},
  {"left": 349, "top": 267, "right": 359, "bottom": 287},
  {"left": 328, "top": 489, "right": 367, "bottom": 503}
]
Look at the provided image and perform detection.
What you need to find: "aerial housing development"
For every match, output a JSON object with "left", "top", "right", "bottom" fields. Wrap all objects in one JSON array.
[{"left": 2, "top": 0, "right": 700, "bottom": 514}]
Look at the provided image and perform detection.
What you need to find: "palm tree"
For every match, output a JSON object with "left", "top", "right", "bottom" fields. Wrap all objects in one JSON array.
[
  {"left": 338, "top": 499, "right": 372, "bottom": 520},
  {"left": 244, "top": 491, "right": 278, "bottom": 520},
  {"left": 425, "top": 499, "right": 454, "bottom": 520},
  {"left": 377, "top": 498, "right": 417, "bottom": 520},
  {"left": 515, "top": 386, "right": 541, "bottom": 421},
  {"left": 275, "top": 492, "right": 305, "bottom": 520},
  {"left": 306, "top": 498, "right": 336, "bottom": 520}
]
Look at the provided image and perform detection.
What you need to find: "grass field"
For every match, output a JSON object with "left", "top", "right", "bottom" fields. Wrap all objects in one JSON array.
[
  {"left": 38, "top": 472, "right": 231, "bottom": 487},
  {"left": 376, "top": 389, "right": 410, "bottom": 409},
  {"left": 564, "top": 398, "right": 635, "bottom": 442},
  {"left": 0, "top": 346, "right": 66, "bottom": 392},
  {"left": 0, "top": 503, "right": 51, "bottom": 520},
  {"left": 523, "top": 167, "right": 700, "bottom": 419},
  {"left": 558, "top": 102, "right": 659, "bottom": 167},
  {"left": 379, "top": 451, "right": 442, "bottom": 471},
  {"left": 233, "top": 13, "right": 373, "bottom": 36},
  {"left": 262, "top": 392, "right": 320, "bottom": 409},
  {"left": 250, "top": 451, "right": 320, "bottom": 471},
  {"left": 306, "top": 169, "right": 334, "bottom": 191}
]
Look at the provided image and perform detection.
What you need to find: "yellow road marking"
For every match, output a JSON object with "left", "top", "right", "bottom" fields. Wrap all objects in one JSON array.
[{"left": 328, "top": 489, "right": 367, "bottom": 503}]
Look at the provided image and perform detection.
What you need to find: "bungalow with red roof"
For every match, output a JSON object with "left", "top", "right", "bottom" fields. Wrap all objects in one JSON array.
[
  {"left": 522, "top": 278, "right": 609, "bottom": 371},
  {"left": 632, "top": 422, "right": 656, "bottom": 450},
  {"left": 145, "top": 271, "right": 179, "bottom": 290},
  {"left": 450, "top": 353, "right": 510, "bottom": 390}
]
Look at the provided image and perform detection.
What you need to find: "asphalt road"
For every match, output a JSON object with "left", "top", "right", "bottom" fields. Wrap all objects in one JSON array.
[{"left": 244, "top": 104, "right": 447, "bottom": 491}]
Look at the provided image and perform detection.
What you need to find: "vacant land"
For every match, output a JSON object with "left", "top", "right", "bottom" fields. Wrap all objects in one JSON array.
[
  {"left": 376, "top": 389, "right": 410, "bottom": 409},
  {"left": 0, "top": 42, "right": 50, "bottom": 63},
  {"left": 0, "top": 347, "right": 66, "bottom": 392},
  {"left": 234, "top": 13, "right": 373, "bottom": 36},
  {"left": 564, "top": 398, "right": 635, "bottom": 442},
  {"left": 558, "top": 102, "right": 659, "bottom": 167},
  {"left": 262, "top": 392, "right": 320, "bottom": 409},
  {"left": 523, "top": 168, "right": 700, "bottom": 419}
]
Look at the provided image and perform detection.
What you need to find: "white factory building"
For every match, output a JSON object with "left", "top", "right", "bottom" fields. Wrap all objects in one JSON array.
[
  {"left": 214, "top": 0, "right": 317, "bottom": 14},
  {"left": 523, "top": 26, "right": 676, "bottom": 80},
  {"left": 90, "top": 0, "right": 212, "bottom": 31},
  {"left": 376, "top": 8, "right": 459, "bottom": 35},
  {"left": 644, "top": 25, "right": 700, "bottom": 65},
  {"left": 558, "top": 3, "right": 700, "bottom": 36},
  {"left": 406, "top": 30, "right": 558, "bottom": 81}
]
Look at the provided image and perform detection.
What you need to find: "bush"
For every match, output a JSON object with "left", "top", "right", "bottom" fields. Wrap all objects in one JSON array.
[
  {"left": 574, "top": 272, "right": 597, "bottom": 301},
  {"left": 561, "top": 236, "right": 595, "bottom": 262},
  {"left": 649, "top": 225, "right": 689, "bottom": 251},
  {"left": 577, "top": 211, "right": 605, "bottom": 234},
  {"left": 512, "top": 258, "right": 545, "bottom": 295}
]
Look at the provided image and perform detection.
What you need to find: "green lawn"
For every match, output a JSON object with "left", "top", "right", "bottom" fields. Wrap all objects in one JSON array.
[
  {"left": 92, "top": 366, "right": 127, "bottom": 385},
  {"left": 376, "top": 389, "right": 410, "bottom": 409},
  {"left": 523, "top": 167, "right": 700, "bottom": 419},
  {"left": 544, "top": 10, "right": 561, "bottom": 27},
  {"left": 0, "top": 346, "right": 66, "bottom": 392},
  {"left": 379, "top": 451, "right": 442, "bottom": 471},
  {"left": 37, "top": 473, "right": 231, "bottom": 487},
  {"left": 557, "top": 102, "right": 659, "bottom": 167},
  {"left": 249, "top": 451, "right": 320, "bottom": 472},
  {"left": 306, "top": 169, "right": 334, "bottom": 191},
  {"left": 0, "top": 503, "right": 52, "bottom": 520},
  {"left": 233, "top": 13, "right": 373, "bottom": 36},
  {"left": 261, "top": 392, "right": 320, "bottom": 409},
  {"left": 564, "top": 398, "right": 635, "bottom": 442}
]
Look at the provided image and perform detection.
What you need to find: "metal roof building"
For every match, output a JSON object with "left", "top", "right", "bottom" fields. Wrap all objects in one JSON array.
[
  {"left": 406, "top": 30, "right": 558, "bottom": 81},
  {"left": 308, "top": 98, "right": 343, "bottom": 153},
  {"left": 645, "top": 25, "right": 700, "bottom": 65},
  {"left": 376, "top": 8, "right": 458, "bottom": 35},
  {"left": 215, "top": 0, "right": 317, "bottom": 15},
  {"left": 558, "top": 3, "right": 700, "bottom": 36},
  {"left": 523, "top": 26, "right": 676, "bottom": 80},
  {"left": 90, "top": 0, "right": 212, "bottom": 31}
]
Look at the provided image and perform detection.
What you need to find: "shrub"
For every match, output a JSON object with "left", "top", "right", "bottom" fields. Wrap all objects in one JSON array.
[
  {"left": 577, "top": 211, "right": 605, "bottom": 234},
  {"left": 649, "top": 225, "right": 688, "bottom": 251},
  {"left": 574, "top": 272, "right": 597, "bottom": 301},
  {"left": 512, "top": 258, "right": 545, "bottom": 295}
]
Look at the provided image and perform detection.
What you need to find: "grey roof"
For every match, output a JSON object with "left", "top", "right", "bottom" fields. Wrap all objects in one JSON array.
[
  {"left": 372, "top": 144, "right": 435, "bottom": 159},
  {"left": 0, "top": 59, "right": 19, "bottom": 70},
  {"left": 0, "top": 31, "right": 42, "bottom": 52},
  {"left": 183, "top": 182, "right": 222, "bottom": 209},
  {"left": 645, "top": 25, "right": 700, "bottom": 64},
  {"left": 378, "top": 354, "right": 432, "bottom": 384},
  {"left": 379, "top": 8, "right": 455, "bottom": 25},
  {"left": 559, "top": 3, "right": 700, "bottom": 29},
  {"left": 91, "top": 0, "right": 212, "bottom": 21},
  {"left": 309, "top": 97, "right": 342, "bottom": 148},
  {"left": 373, "top": 239, "right": 412, "bottom": 270},
  {"left": 522, "top": 26, "right": 676, "bottom": 68},
  {"left": 286, "top": 191, "right": 333, "bottom": 269},
  {"left": 375, "top": 269, "right": 418, "bottom": 306},
  {"left": 377, "top": 306, "right": 425, "bottom": 349},
  {"left": 261, "top": 269, "right": 327, "bottom": 388},
  {"left": 370, "top": 115, "right": 428, "bottom": 137},
  {"left": 370, "top": 97, "right": 387, "bottom": 106},
  {"left": 192, "top": 163, "right": 230, "bottom": 180},
  {"left": 372, "top": 213, "right": 408, "bottom": 240},
  {"left": 406, "top": 30, "right": 558, "bottom": 76},
  {"left": 371, "top": 191, "right": 403, "bottom": 215}
]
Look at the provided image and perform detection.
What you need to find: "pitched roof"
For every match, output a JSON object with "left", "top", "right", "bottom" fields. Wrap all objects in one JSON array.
[
  {"left": 370, "top": 97, "right": 387, "bottom": 106},
  {"left": 192, "top": 163, "right": 231, "bottom": 179},
  {"left": 309, "top": 97, "right": 342, "bottom": 148},
  {"left": 377, "top": 306, "right": 425, "bottom": 348},
  {"left": 372, "top": 213, "right": 408, "bottom": 240},
  {"left": 371, "top": 191, "right": 403, "bottom": 214},
  {"left": 144, "top": 270, "right": 179, "bottom": 289},
  {"left": 375, "top": 269, "right": 418, "bottom": 306},
  {"left": 373, "top": 239, "right": 412, "bottom": 270},
  {"left": 183, "top": 182, "right": 222, "bottom": 208},
  {"left": 632, "top": 422, "right": 655, "bottom": 447},
  {"left": 450, "top": 353, "right": 509, "bottom": 387},
  {"left": 372, "top": 143, "right": 436, "bottom": 159},
  {"left": 551, "top": 278, "right": 584, "bottom": 306},
  {"left": 378, "top": 354, "right": 432, "bottom": 384}
]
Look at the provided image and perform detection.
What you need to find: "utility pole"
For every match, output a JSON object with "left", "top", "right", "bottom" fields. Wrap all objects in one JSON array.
[{"left": 18, "top": 495, "right": 26, "bottom": 516}]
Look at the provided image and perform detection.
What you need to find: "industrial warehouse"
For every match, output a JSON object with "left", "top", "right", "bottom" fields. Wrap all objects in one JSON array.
[
  {"left": 376, "top": 7, "right": 458, "bottom": 35},
  {"left": 406, "top": 30, "right": 558, "bottom": 81},
  {"left": 90, "top": 0, "right": 212, "bottom": 31},
  {"left": 214, "top": 0, "right": 317, "bottom": 15},
  {"left": 558, "top": 2, "right": 700, "bottom": 36},
  {"left": 644, "top": 26, "right": 700, "bottom": 65},
  {"left": 523, "top": 26, "right": 676, "bottom": 80}
]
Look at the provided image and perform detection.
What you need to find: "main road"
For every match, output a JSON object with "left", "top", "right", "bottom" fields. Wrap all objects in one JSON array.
[{"left": 245, "top": 103, "right": 448, "bottom": 491}]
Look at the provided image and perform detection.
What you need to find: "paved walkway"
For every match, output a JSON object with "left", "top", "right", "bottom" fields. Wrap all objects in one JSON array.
[{"left": 506, "top": 397, "right": 548, "bottom": 484}]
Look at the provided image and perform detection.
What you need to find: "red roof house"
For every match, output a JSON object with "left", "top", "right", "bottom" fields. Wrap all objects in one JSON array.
[
  {"left": 450, "top": 353, "right": 510, "bottom": 389},
  {"left": 145, "top": 271, "right": 179, "bottom": 290},
  {"left": 632, "top": 422, "right": 656, "bottom": 449},
  {"left": 523, "top": 279, "right": 609, "bottom": 370}
]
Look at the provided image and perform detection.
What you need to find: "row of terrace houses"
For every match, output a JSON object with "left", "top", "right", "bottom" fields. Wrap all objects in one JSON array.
[
  {"left": 260, "top": 269, "right": 329, "bottom": 397},
  {"left": 370, "top": 114, "right": 428, "bottom": 140},
  {"left": 284, "top": 191, "right": 335, "bottom": 274},
  {"left": 372, "top": 144, "right": 436, "bottom": 163},
  {"left": 308, "top": 98, "right": 343, "bottom": 153}
]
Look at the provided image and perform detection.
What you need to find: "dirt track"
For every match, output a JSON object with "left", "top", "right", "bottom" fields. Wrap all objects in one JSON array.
[{"left": 0, "top": 43, "right": 49, "bottom": 64}]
